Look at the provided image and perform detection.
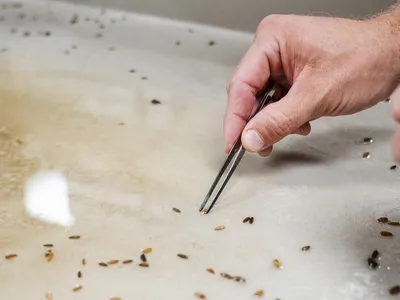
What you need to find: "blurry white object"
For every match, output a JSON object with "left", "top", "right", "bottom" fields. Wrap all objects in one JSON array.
[{"left": 24, "top": 170, "right": 75, "bottom": 227}]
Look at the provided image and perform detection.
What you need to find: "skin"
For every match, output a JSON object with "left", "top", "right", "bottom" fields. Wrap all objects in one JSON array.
[{"left": 224, "top": 6, "right": 400, "bottom": 161}]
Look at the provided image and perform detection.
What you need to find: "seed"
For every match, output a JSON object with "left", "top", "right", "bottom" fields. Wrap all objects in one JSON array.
[
  {"left": 139, "top": 262, "right": 149, "bottom": 267},
  {"left": 172, "top": 207, "right": 181, "bottom": 213},
  {"left": 23, "top": 31, "right": 31, "bottom": 37},
  {"left": 249, "top": 217, "right": 254, "bottom": 224},
  {"left": 82, "top": 258, "right": 86, "bottom": 265},
  {"left": 151, "top": 99, "right": 161, "bottom": 105},
  {"left": 388, "top": 221, "right": 400, "bottom": 226},
  {"left": 119, "top": 122, "right": 125, "bottom": 126},
  {"left": 232, "top": 276, "right": 246, "bottom": 283},
  {"left": 43, "top": 244, "right": 53, "bottom": 248},
  {"left": 194, "top": 292, "right": 206, "bottom": 299},
  {"left": 68, "top": 235, "right": 81, "bottom": 239},
  {"left": 98, "top": 262, "right": 108, "bottom": 267},
  {"left": 200, "top": 210, "right": 206, "bottom": 215},
  {"left": 175, "top": 40, "right": 181, "bottom": 46},
  {"left": 385, "top": 98, "right": 391, "bottom": 103},
  {"left": 363, "top": 137, "right": 373, "bottom": 144},
  {"left": 301, "top": 246, "right": 311, "bottom": 252},
  {"left": 243, "top": 217, "right": 250, "bottom": 223},
  {"left": 45, "top": 292, "right": 53, "bottom": 299},
  {"left": 377, "top": 217, "right": 389, "bottom": 223},
  {"left": 220, "top": 272, "right": 233, "bottom": 279},
  {"left": 177, "top": 253, "right": 188, "bottom": 259},
  {"left": 5, "top": 254, "right": 17, "bottom": 259},
  {"left": 214, "top": 225, "right": 226, "bottom": 231},
  {"left": 206, "top": 268, "right": 215, "bottom": 274},
  {"left": 77, "top": 271, "right": 82, "bottom": 278},
  {"left": 255, "top": 290, "right": 264, "bottom": 297},
  {"left": 45, "top": 250, "right": 53, "bottom": 262},
  {"left": 390, "top": 165, "right": 397, "bottom": 170},
  {"left": 70, "top": 14, "right": 79, "bottom": 24},
  {"left": 390, "top": 285, "right": 400, "bottom": 295},
  {"left": 208, "top": 40, "right": 216, "bottom": 46},
  {"left": 72, "top": 284, "right": 82, "bottom": 292},
  {"left": 110, "top": 297, "right": 122, "bottom": 300},
  {"left": 273, "top": 259, "right": 281, "bottom": 269},
  {"left": 380, "top": 231, "right": 394, "bottom": 237},
  {"left": 367, "top": 258, "right": 379, "bottom": 269},
  {"left": 140, "top": 254, "right": 147, "bottom": 262},
  {"left": 362, "top": 152, "right": 370, "bottom": 159},
  {"left": 109, "top": 47, "right": 116, "bottom": 51},
  {"left": 371, "top": 250, "right": 380, "bottom": 260},
  {"left": 141, "top": 76, "right": 148, "bottom": 80},
  {"left": 108, "top": 260, "right": 119, "bottom": 265},
  {"left": 122, "top": 259, "right": 133, "bottom": 264},
  {"left": 142, "top": 248, "right": 152, "bottom": 254},
  {"left": 129, "top": 69, "right": 135, "bottom": 73}
]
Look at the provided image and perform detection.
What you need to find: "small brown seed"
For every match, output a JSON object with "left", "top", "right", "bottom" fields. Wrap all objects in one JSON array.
[
  {"left": 107, "top": 260, "right": 119, "bottom": 265},
  {"left": 118, "top": 122, "right": 125, "bottom": 126},
  {"left": 151, "top": 99, "right": 161, "bottom": 105},
  {"left": 140, "top": 254, "right": 147, "bottom": 262},
  {"left": 45, "top": 250, "right": 53, "bottom": 262},
  {"left": 273, "top": 259, "right": 281, "bottom": 269},
  {"left": 139, "top": 262, "right": 149, "bottom": 267},
  {"left": 68, "top": 235, "right": 81, "bottom": 239},
  {"left": 142, "top": 248, "right": 152, "bottom": 254},
  {"left": 232, "top": 276, "right": 246, "bottom": 283},
  {"left": 377, "top": 217, "right": 389, "bottom": 223},
  {"left": 43, "top": 244, "right": 53, "bottom": 248},
  {"left": 390, "top": 285, "right": 400, "bottom": 295},
  {"left": 77, "top": 271, "right": 82, "bottom": 278},
  {"left": 5, "top": 254, "right": 17, "bottom": 260},
  {"left": 255, "top": 290, "right": 264, "bottom": 297},
  {"left": 214, "top": 225, "right": 226, "bottom": 231},
  {"left": 72, "top": 284, "right": 82, "bottom": 292},
  {"left": 220, "top": 272, "right": 233, "bottom": 279},
  {"left": 243, "top": 217, "right": 250, "bottom": 223},
  {"left": 390, "top": 165, "right": 397, "bottom": 171},
  {"left": 98, "top": 262, "right": 108, "bottom": 267},
  {"left": 45, "top": 292, "right": 53, "bottom": 299},
  {"left": 82, "top": 258, "right": 86, "bottom": 265},
  {"left": 194, "top": 292, "right": 206, "bottom": 299},
  {"left": 363, "top": 137, "right": 373, "bottom": 144},
  {"left": 301, "top": 246, "right": 311, "bottom": 252},
  {"left": 206, "top": 268, "right": 215, "bottom": 274},
  {"left": 177, "top": 253, "right": 188, "bottom": 259},
  {"left": 110, "top": 297, "right": 122, "bottom": 300},
  {"left": 380, "top": 231, "right": 394, "bottom": 237},
  {"left": 362, "top": 152, "right": 370, "bottom": 159},
  {"left": 122, "top": 259, "right": 133, "bottom": 264},
  {"left": 388, "top": 221, "right": 400, "bottom": 226},
  {"left": 172, "top": 207, "right": 181, "bottom": 213},
  {"left": 249, "top": 217, "right": 254, "bottom": 224}
]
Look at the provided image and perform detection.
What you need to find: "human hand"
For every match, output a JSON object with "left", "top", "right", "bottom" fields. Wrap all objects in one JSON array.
[{"left": 224, "top": 14, "right": 400, "bottom": 157}]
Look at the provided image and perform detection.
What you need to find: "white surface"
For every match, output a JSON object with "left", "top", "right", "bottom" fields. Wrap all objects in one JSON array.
[
  {"left": 0, "top": 1, "right": 399, "bottom": 300},
  {"left": 24, "top": 170, "right": 74, "bottom": 227}
]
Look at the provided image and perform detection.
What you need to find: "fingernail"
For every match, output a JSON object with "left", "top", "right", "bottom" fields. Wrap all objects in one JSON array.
[{"left": 244, "top": 129, "right": 265, "bottom": 152}]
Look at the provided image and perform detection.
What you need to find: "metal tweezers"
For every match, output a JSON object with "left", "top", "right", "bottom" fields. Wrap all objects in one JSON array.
[{"left": 199, "top": 82, "right": 278, "bottom": 214}]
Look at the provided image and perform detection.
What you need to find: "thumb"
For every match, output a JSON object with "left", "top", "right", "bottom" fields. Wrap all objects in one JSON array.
[{"left": 241, "top": 85, "right": 315, "bottom": 152}]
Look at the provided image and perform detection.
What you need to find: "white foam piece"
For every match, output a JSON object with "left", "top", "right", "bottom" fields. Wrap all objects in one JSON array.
[{"left": 24, "top": 170, "right": 75, "bottom": 227}]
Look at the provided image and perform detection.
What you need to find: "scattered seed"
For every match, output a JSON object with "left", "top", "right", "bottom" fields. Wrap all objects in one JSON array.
[
  {"left": 206, "top": 268, "right": 215, "bottom": 274},
  {"left": 45, "top": 250, "right": 53, "bottom": 262},
  {"left": 301, "top": 245, "right": 311, "bottom": 252},
  {"left": 215, "top": 225, "right": 226, "bottom": 231},
  {"left": 43, "top": 244, "right": 53, "bottom": 248},
  {"left": 109, "top": 47, "right": 116, "bottom": 51},
  {"left": 139, "top": 262, "right": 149, "bottom": 267},
  {"left": 200, "top": 210, "right": 206, "bottom": 215},
  {"left": 151, "top": 99, "right": 161, "bottom": 105},
  {"left": 44, "top": 31, "right": 51, "bottom": 36},
  {"left": 390, "top": 165, "right": 397, "bottom": 171},
  {"left": 220, "top": 272, "right": 233, "bottom": 279},
  {"left": 122, "top": 259, "right": 133, "bottom": 264},
  {"left": 172, "top": 207, "right": 181, "bottom": 213},
  {"left": 362, "top": 152, "right": 370, "bottom": 159},
  {"left": 194, "top": 292, "right": 206, "bottom": 299},
  {"left": 367, "top": 258, "right": 379, "bottom": 270},
  {"left": 140, "top": 254, "right": 147, "bottom": 262},
  {"left": 175, "top": 40, "right": 181, "bottom": 46},
  {"left": 255, "top": 290, "right": 264, "bottom": 297},
  {"left": 119, "top": 122, "right": 125, "bottom": 126},
  {"left": 208, "top": 40, "right": 216, "bottom": 46},
  {"left": 243, "top": 217, "right": 250, "bottom": 223},
  {"left": 98, "top": 262, "right": 108, "bottom": 267},
  {"left": 177, "top": 253, "right": 188, "bottom": 259},
  {"left": 390, "top": 285, "right": 400, "bottom": 295},
  {"left": 23, "top": 31, "right": 30, "bottom": 37},
  {"left": 108, "top": 260, "right": 119, "bottom": 265},
  {"left": 371, "top": 250, "right": 380, "bottom": 260},
  {"left": 69, "top": 235, "right": 81, "bottom": 239},
  {"left": 380, "top": 231, "right": 394, "bottom": 237},
  {"left": 142, "top": 248, "right": 152, "bottom": 254},
  {"left": 5, "top": 254, "right": 17, "bottom": 260},
  {"left": 273, "top": 259, "right": 281, "bottom": 269},
  {"left": 70, "top": 14, "right": 79, "bottom": 25},
  {"left": 249, "top": 217, "right": 255, "bottom": 224},
  {"left": 77, "top": 271, "right": 82, "bottom": 278},
  {"left": 129, "top": 69, "right": 135, "bottom": 73},
  {"left": 72, "top": 284, "right": 82, "bottom": 292},
  {"left": 95, "top": 33, "right": 103, "bottom": 38},
  {"left": 141, "top": 76, "right": 148, "bottom": 80},
  {"left": 388, "top": 221, "right": 400, "bottom": 226},
  {"left": 377, "top": 217, "right": 389, "bottom": 224},
  {"left": 110, "top": 297, "right": 122, "bottom": 300},
  {"left": 232, "top": 276, "right": 246, "bottom": 283},
  {"left": 82, "top": 258, "right": 86, "bottom": 265},
  {"left": 45, "top": 292, "right": 53, "bottom": 299}
]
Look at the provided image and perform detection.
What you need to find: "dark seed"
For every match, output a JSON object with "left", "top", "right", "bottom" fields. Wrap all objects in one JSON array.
[
  {"left": 139, "top": 262, "right": 149, "bottom": 267},
  {"left": 232, "top": 276, "right": 246, "bottom": 283},
  {"left": 175, "top": 40, "right": 181, "bottom": 46},
  {"left": 69, "top": 235, "right": 81, "bottom": 239},
  {"left": 377, "top": 217, "right": 389, "bottom": 224},
  {"left": 172, "top": 207, "right": 181, "bottom": 213},
  {"left": 23, "top": 31, "right": 30, "bottom": 37},
  {"left": 98, "top": 262, "right": 108, "bottom": 267},
  {"left": 371, "top": 250, "right": 379, "bottom": 260},
  {"left": 72, "top": 284, "right": 82, "bottom": 292},
  {"left": 70, "top": 14, "right": 79, "bottom": 25},
  {"left": 380, "top": 231, "right": 394, "bottom": 237},
  {"left": 122, "top": 259, "right": 133, "bottom": 264},
  {"left": 301, "top": 246, "right": 311, "bottom": 252},
  {"left": 363, "top": 137, "right": 373, "bottom": 144},
  {"left": 5, "top": 254, "right": 17, "bottom": 259},
  {"left": 194, "top": 292, "right": 206, "bottom": 299},
  {"left": 208, "top": 40, "right": 216, "bottom": 46},
  {"left": 388, "top": 221, "right": 400, "bottom": 226},
  {"left": 77, "top": 271, "right": 82, "bottom": 278},
  {"left": 141, "top": 76, "right": 148, "bottom": 80},
  {"left": 390, "top": 165, "right": 397, "bottom": 170},
  {"left": 385, "top": 98, "right": 391, "bottom": 103},
  {"left": 249, "top": 217, "right": 254, "bottom": 224},
  {"left": 43, "top": 244, "right": 54, "bottom": 248},
  {"left": 140, "top": 254, "right": 147, "bottom": 262},
  {"left": 367, "top": 258, "right": 379, "bottom": 269},
  {"left": 362, "top": 152, "right": 370, "bottom": 159},
  {"left": 177, "top": 253, "right": 188, "bottom": 259},
  {"left": 206, "top": 268, "right": 215, "bottom": 274},
  {"left": 44, "top": 31, "right": 51, "bottom": 36},
  {"left": 389, "top": 285, "right": 400, "bottom": 295},
  {"left": 151, "top": 99, "right": 161, "bottom": 105},
  {"left": 220, "top": 272, "right": 232, "bottom": 279},
  {"left": 129, "top": 69, "right": 135, "bottom": 73},
  {"left": 243, "top": 217, "right": 250, "bottom": 223}
]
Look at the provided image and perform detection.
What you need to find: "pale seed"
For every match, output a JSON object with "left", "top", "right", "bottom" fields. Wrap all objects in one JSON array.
[
  {"left": 206, "top": 268, "right": 215, "bottom": 274},
  {"left": 139, "top": 262, "right": 149, "bottom": 267},
  {"left": 82, "top": 258, "right": 86, "bottom": 265},
  {"left": 45, "top": 292, "right": 53, "bottom": 299},
  {"left": 194, "top": 292, "right": 206, "bottom": 299},
  {"left": 72, "top": 284, "right": 82, "bottom": 292},
  {"left": 108, "top": 260, "right": 119, "bottom": 265},
  {"left": 200, "top": 210, "right": 206, "bottom": 215},
  {"left": 255, "top": 290, "right": 264, "bottom": 297},
  {"left": 45, "top": 250, "right": 53, "bottom": 262},
  {"left": 110, "top": 297, "right": 122, "bottom": 300},
  {"left": 273, "top": 259, "right": 281, "bottom": 269},
  {"left": 214, "top": 225, "right": 225, "bottom": 231},
  {"left": 142, "top": 248, "right": 152, "bottom": 254},
  {"left": 122, "top": 259, "right": 133, "bottom": 264},
  {"left": 5, "top": 254, "right": 17, "bottom": 259}
]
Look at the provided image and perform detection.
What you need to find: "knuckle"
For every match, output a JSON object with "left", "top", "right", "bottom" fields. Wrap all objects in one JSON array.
[{"left": 264, "top": 110, "right": 294, "bottom": 140}]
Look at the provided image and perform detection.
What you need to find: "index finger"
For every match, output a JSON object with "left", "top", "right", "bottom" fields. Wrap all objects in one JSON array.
[{"left": 224, "top": 44, "right": 271, "bottom": 153}]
